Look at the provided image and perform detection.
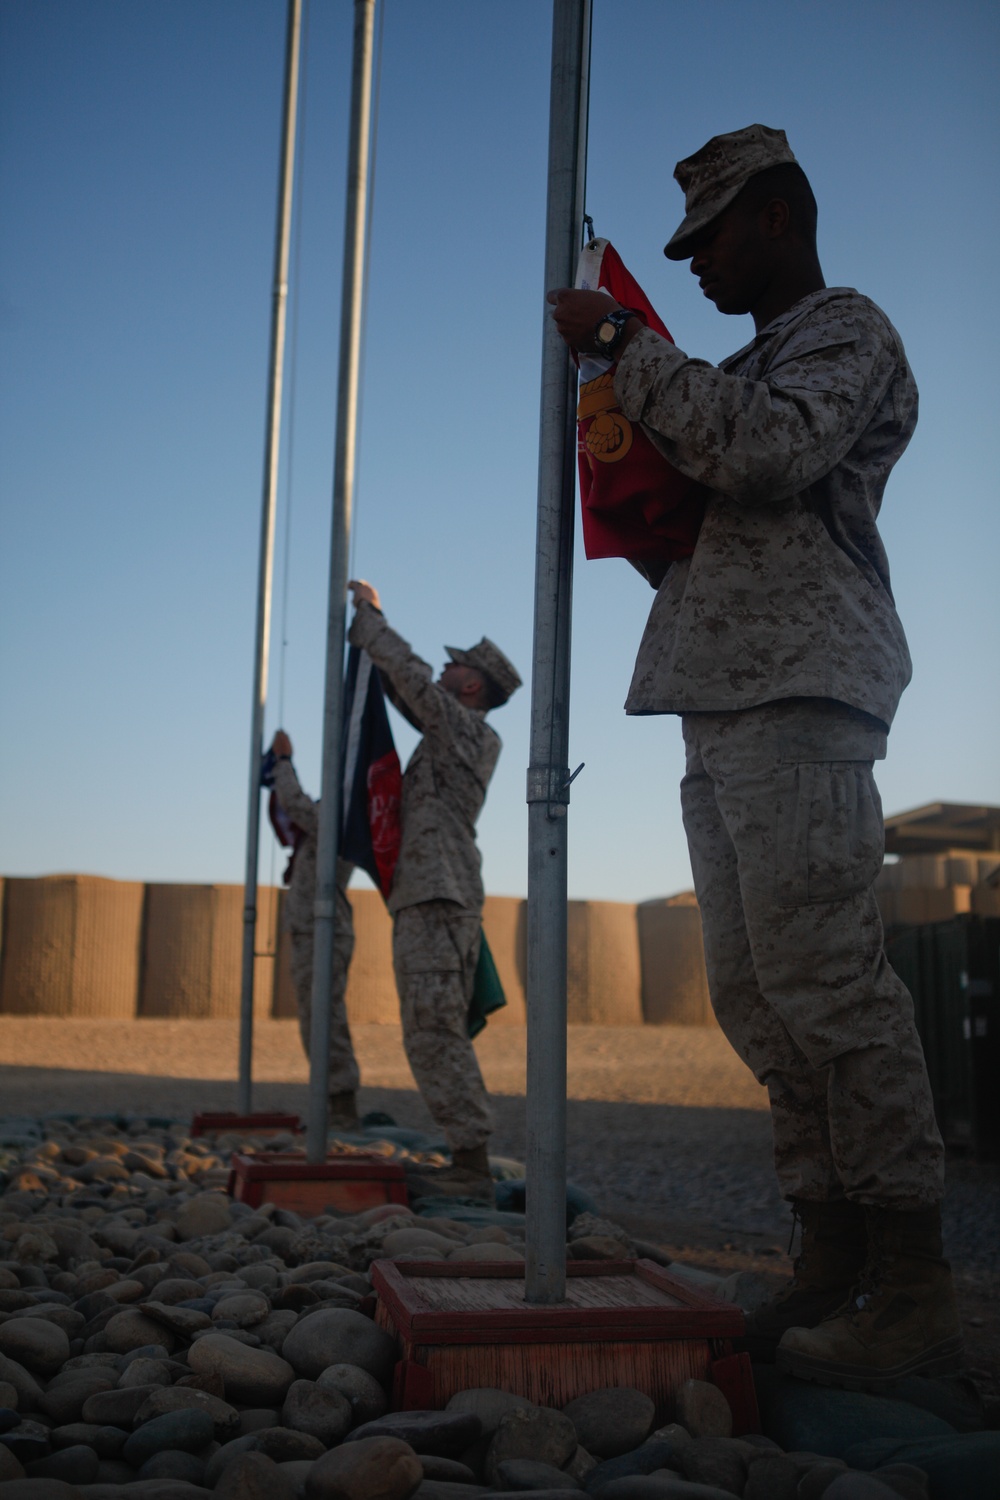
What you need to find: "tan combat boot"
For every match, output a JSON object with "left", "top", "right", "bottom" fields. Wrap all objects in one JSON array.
[
  {"left": 327, "top": 1091, "right": 361, "bottom": 1132},
  {"left": 776, "top": 1205, "right": 964, "bottom": 1390},
  {"left": 741, "top": 1198, "right": 868, "bottom": 1360}
]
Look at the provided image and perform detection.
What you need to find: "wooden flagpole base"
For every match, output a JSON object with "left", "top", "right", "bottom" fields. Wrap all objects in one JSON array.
[
  {"left": 372, "top": 1258, "right": 758, "bottom": 1433},
  {"left": 228, "top": 1150, "right": 408, "bottom": 1217}
]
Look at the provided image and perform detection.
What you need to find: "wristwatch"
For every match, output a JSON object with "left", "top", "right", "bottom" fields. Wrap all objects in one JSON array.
[{"left": 593, "top": 307, "right": 638, "bottom": 358}]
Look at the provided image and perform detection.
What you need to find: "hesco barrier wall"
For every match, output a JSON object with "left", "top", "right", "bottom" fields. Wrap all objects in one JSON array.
[
  {"left": 0, "top": 875, "right": 680, "bottom": 1024},
  {"left": 566, "top": 900, "right": 643, "bottom": 1025},
  {"left": 0, "top": 875, "right": 144, "bottom": 1018},
  {"left": 3, "top": 860, "right": 998, "bottom": 1026},
  {"left": 637, "top": 894, "right": 715, "bottom": 1027}
]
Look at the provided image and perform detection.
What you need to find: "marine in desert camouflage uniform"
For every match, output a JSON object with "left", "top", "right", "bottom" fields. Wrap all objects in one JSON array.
[
  {"left": 347, "top": 581, "right": 521, "bottom": 1192},
  {"left": 270, "top": 732, "right": 360, "bottom": 1129},
  {"left": 549, "top": 124, "right": 961, "bottom": 1389}
]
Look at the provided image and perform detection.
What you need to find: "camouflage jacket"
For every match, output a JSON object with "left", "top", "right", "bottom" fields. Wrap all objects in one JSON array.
[
  {"left": 348, "top": 602, "right": 500, "bottom": 916},
  {"left": 615, "top": 288, "right": 917, "bottom": 728},
  {"left": 272, "top": 758, "right": 352, "bottom": 935}
]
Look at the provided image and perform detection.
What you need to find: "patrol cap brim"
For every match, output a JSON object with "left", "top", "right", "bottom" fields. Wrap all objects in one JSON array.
[
  {"left": 663, "top": 181, "right": 747, "bottom": 260},
  {"left": 663, "top": 123, "right": 798, "bottom": 261}
]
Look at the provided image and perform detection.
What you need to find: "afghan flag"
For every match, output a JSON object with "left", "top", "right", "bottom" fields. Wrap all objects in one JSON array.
[
  {"left": 339, "top": 646, "right": 403, "bottom": 899},
  {"left": 575, "top": 237, "right": 705, "bottom": 565}
]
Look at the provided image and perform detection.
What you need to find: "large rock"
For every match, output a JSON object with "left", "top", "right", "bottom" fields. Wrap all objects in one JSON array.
[
  {"left": 823, "top": 1477, "right": 916, "bottom": 1499},
  {"left": 348, "top": 1411, "right": 482, "bottom": 1457},
  {"left": 148, "top": 1278, "right": 206, "bottom": 1305},
  {"left": 137, "top": 1449, "right": 209, "bottom": 1485},
  {"left": 486, "top": 1408, "right": 578, "bottom": 1484},
  {"left": 134, "top": 1384, "right": 242, "bottom": 1440},
  {"left": 81, "top": 1383, "right": 160, "bottom": 1427},
  {"left": 283, "top": 1378, "right": 353, "bottom": 1446},
  {"left": 306, "top": 1434, "right": 424, "bottom": 1500},
  {"left": 215, "top": 1450, "right": 298, "bottom": 1500},
  {"left": 104, "top": 1307, "right": 178, "bottom": 1356},
  {"left": 122, "top": 1407, "right": 216, "bottom": 1468},
  {"left": 140, "top": 1301, "right": 213, "bottom": 1338},
  {"left": 563, "top": 1390, "right": 655, "bottom": 1460},
  {"left": 752, "top": 1367, "right": 956, "bottom": 1460},
  {"left": 174, "top": 1191, "right": 233, "bottom": 1241},
  {"left": 317, "top": 1362, "right": 389, "bottom": 1426},
  {"left": 674, "top": 1437, "right": 747, "bottom": 1495},
  {"left": 591, "top": 1478, "right": 736, "bottom": 1500},
  {"left": 38, "top": 1370, "right": 116, "bottom": 1424},
  {"left": 742, "top": 1452, "right": 801, "bottom": 1500},
  {"left": 446, "top": 1390, "right": 536, "bottom": 1440},
  {"left": 842, "top": 1433, "right": 1000, "bottom": 1500},
  {"left": 0, "top": 1319, "right": 70, "bottom": 1378},
  {"left": 0, "top": 1441, "right": 25, "bottom": 1480},
  {"left": 210, "top": 1425, "right": 322, "bottom": 1466},
  {"left": 24, "top": 1442, "right": 100, "bottom": 1483},
  {"left": 186, "top": 1331, "right": 295, "bottom": 1405},
  {"left": 673, "top": 1383, "right": 732, "bottom": 1442},
  {"left": 495, "top": 1458, "right": 583, "bottom": 1490},
  {"left": 282, "top": 1308, "right": 398, "bottom": 1383},
  {"left": 584, "top": 1438, "right": 689, "bottom": 1493},
  {"left": 212, "top": 1291, "right": 271, "bottom": 1328}
]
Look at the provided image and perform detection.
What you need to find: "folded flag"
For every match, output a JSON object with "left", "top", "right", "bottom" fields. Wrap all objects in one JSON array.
[
  {"left": 340, "top": 645, "right": 403, "bottom": 899},
  {"left": 468, "top": 933, "right": 506, "bottom": 1038},
  {"left": 575, "top": 237, "right": 705, "bottom": 564}
]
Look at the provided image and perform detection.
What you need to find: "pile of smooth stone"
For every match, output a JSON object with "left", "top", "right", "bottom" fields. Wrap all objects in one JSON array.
[{"left": 0, "top": 1115, "right": 995, "bottom": 1500}]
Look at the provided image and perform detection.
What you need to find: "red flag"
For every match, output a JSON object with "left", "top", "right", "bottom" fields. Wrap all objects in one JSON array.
[{"left": 575, "top": 238, "right": 705, "bottom": 564}]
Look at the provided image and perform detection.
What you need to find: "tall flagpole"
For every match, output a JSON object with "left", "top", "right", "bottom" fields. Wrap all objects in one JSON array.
[
  {"left": 525, "top": 0, "right": 591, "bottom": 1305},
  {"left": 238, "top": 0, "right": 303, "bottom": 1114},
  {"left": 307, "top": 0, "right": 377, "bottom": 1162}
]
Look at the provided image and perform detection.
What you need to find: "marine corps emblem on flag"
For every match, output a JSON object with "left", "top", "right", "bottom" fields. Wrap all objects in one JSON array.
[
  {"left": 575, "top": 237, "right": 706, "bottom": 565},
  {"left": 579, "top": 371, "right": 633, "bottom": 463}
]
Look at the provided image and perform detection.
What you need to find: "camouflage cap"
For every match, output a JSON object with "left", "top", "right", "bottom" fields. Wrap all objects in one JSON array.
[
  {"left": 445, "top": 637, "right": 522, "bottom": 705},
  {"left": 664, "top": 123, "right": 798, "bottom": 260}
]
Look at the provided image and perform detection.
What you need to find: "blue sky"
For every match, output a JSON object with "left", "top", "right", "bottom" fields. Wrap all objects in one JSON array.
[{"left": 2, "top": 0, "right": 997, "bottom": 902}]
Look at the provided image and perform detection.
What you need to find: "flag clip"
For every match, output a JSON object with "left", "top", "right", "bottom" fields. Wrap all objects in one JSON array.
[{"left": 583, "top": 213, "right": 596, "bottom": 247}]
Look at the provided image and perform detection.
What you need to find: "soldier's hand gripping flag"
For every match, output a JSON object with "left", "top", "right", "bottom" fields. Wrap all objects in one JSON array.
[{"left": 575, "top": 237, "right": 706, "bottom": 566}]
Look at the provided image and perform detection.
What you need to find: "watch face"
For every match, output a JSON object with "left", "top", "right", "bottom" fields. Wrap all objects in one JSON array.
[{"left": 597, "top": 319, "right": 616, "bottom": 347}]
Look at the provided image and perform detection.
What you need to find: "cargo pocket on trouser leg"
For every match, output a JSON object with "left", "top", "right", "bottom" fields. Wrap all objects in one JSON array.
[{"left": 774, "top": 759, "right": 884, "bottom": 908}]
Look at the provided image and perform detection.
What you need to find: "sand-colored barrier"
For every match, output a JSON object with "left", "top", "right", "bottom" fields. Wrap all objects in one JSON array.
[
  {"left": 0, "top": 874, "right": 144, "bottom": 1018},
  {"left": 482, "top": 895, "right": 527, "bottom": 1025},
  {"left": 139, "top": 883, "right": 275, "bottom": 1020},
  {"left": 565, "top": 899, "right": 643, "bottom": 1025},
  {"left": 637, "top": 894, "right": 715, "bottom": 1027}
]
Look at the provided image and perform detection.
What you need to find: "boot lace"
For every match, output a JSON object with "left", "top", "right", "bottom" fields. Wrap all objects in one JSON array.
[{"left": 846, "top": 1214, "right": 889, "bottom": 1320}]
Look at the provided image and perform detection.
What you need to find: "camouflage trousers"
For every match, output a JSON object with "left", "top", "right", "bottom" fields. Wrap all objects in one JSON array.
[
  {"left": 289, "top": 884, "right": 359, "bottom": 1095},
  {"left": 680, "top": 699, "right": 944, "bottom": 1210},
  {"left": 392, "top": 899, "right": 493, "bottom": 1153}
]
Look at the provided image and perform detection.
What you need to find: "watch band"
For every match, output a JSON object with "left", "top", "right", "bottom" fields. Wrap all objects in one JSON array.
[{"left": 593, "top": 307, "right": 639, "bottom": 358}]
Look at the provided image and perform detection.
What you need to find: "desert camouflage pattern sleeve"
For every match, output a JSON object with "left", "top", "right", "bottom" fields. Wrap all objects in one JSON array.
[
  {"left": 614, "top": 297, "right": 903, "bottom": 503},
  {"left": 614, "top": 289, "right": 918, "bottom": 727},
  {"left": 273, "top": 758, "right": 317, "bottom": 837},
  {"left": 349, "top": 601, "right": 500, "bottom": 914}
]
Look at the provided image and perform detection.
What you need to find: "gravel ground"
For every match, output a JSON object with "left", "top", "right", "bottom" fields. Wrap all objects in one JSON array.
[{"left": 2, "top": 1016, "right": 996, "bottom": 1393}]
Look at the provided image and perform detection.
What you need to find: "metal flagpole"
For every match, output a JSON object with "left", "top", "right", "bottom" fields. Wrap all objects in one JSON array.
[
  {"left": 238, "top": 0, "right": 303, "bottom": 1115},
  {"left": 306, "top": 0, "right": 377, "bottom": 1162},
  {"left": 524, "top": 0, "right": 592, "bottom": 1304}
]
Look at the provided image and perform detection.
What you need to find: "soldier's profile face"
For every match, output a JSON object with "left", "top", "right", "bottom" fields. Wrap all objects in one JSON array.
[
  {"left": 687, "top": 202, "right": 770, "bottom": 317},
  {"left": 438, "top": 662, "right": 468, "bottom": 694}
]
